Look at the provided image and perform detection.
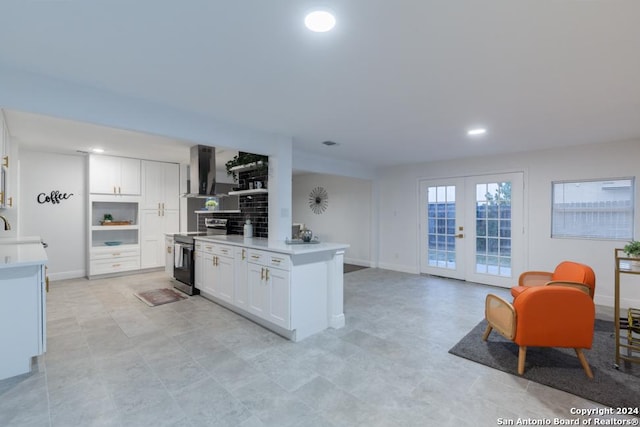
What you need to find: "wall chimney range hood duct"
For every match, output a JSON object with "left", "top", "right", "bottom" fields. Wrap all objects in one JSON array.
[{"left": 188, "top": 145, "right": 217, "bottom": 197}]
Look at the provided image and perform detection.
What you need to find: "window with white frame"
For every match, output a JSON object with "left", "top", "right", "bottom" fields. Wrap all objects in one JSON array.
[{"left": 551, "top": 178, "right": 634, "bottom": 240}]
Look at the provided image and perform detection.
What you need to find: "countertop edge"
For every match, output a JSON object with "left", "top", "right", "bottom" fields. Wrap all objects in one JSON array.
[{"left": 193, "top": 235, "right": 349, "bottom": 255}]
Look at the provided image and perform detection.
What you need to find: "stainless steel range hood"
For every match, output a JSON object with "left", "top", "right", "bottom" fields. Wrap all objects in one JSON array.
[
  {"left": 184, "top": 145, "right": 238, "bottom": 200},
  {"left": 188, "top": 145, "right": 216, "bottom": 197}
]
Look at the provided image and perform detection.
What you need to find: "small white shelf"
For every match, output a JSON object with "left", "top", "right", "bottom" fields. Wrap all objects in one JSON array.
[
  {"left": 194, "top": 210, "right": 241, "bottom": 214},
  {"left": 92, "top": 225, "right": 139, "bottom": 231},
  {"left": 228, "top": 161, "right": 267, "bottom": 173},
  {"left": 228, "top": 189, "right": 268, "bottom": 196}
]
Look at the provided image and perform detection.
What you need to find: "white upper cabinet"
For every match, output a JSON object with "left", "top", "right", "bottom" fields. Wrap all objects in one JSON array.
[
  {"left": 90, "top": 155, "right": 141, "bottom": 195},
  {"left": 141, "top": 160, "right": 180, "bottom": 210}
]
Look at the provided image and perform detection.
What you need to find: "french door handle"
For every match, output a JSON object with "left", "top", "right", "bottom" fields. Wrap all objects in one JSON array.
[{"left": 455, "top": 233, "right": 464, "bottom": 238}]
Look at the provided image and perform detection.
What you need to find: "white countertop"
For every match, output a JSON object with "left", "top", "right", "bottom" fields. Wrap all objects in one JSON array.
[
  {"left": 193, "top": 235, "right": 349, "bottom": 255},
  {"left": 0, "top": 237, "right": 48, "bottom": 268}
]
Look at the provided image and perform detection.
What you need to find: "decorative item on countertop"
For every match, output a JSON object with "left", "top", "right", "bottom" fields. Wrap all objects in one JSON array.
[
  {"left": 205, "top": 197, "right": 218, "bottom": 211},
  {"left": 300, "top": 228, "right": 313, "bottom": 242},
  {"left": 103, "top": 213, "right": 113, "bottom": 223},
  {"left": 243, "top": 219, "right": 253, "bottom": 238}
]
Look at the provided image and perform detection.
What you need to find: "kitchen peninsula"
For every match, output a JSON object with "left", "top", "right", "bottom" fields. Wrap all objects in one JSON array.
[
  {"left": 187, "top": 235, "right": 349, "bottom": 342},
  {"left": 0, "top": 237, "right": 48, "bottom": 380}
]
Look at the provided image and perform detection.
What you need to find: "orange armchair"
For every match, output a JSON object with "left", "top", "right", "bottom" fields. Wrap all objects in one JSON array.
[
  {"left": 483, "top": 286, "right": 595, "bottom": 378},
  {"left": 510, "top": 261, "right": 596, "bottom": 299}
]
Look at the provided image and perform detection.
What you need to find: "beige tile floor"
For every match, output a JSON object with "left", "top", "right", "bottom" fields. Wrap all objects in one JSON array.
[{"left": 0, "top": 268, "right": 633, "bottom": 427}]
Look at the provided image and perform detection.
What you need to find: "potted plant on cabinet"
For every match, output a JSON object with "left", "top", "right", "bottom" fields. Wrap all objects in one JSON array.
[
  {"left": 623, "top": 241, "right": 640, "bottom": 257},
  {"left": 225, "top": 152, "right": 268, "bottom": 182}
]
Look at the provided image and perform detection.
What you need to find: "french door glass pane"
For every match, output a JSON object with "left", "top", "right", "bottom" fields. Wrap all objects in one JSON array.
[
  {"left": 475, "top": 182, "right": 512, "bottom": 277},
  {"left": 427, "top": 185, "right": 456, "bottom": 269}
]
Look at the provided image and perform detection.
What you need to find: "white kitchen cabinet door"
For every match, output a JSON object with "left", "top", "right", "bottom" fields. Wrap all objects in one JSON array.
[
  {"left": 140, "top": 208, "right": 178, "bottom": 269},
  {"left": 234, "top": 247, "right": 248, "bottom": 310},
  {"left": 141, "top": 161, "right": 179, "bottom": 210},
  {"left": 165, "top": 236, "right": 174, "bottom": 277},
  {"left": 247, "top": 263, "right": 268, "bottom": 319},
  {"left": 90, "top": 155, "right": 140, "bottom": 195},
  {"left": 140, "top": 210, "right": 164, "bottom": 269},
  {"left": 201, "top": 252, "right": 216, "bottom": 296},
  {"left": 213, "top": 254, "right": 234, "bottom": 303},
  {"left": 119, "top": 157, "right": 142, "bottom": 195},
  {"left": 267, "top": 267, "right": 291, "bottom": 329},
  {"left": 194, "top": 249, "right": 203, "bottom": 290}
]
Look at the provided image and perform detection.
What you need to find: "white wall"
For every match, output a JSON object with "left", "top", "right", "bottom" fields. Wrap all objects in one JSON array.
[
  {"left": 19, "top": 150, "right": 86, "bottom": 280},
  {"left": 377, "top": 139, "right": 640, "bottom": 309},
  {"left": 293, "top": 173, "right": 372, "bottom": 266}
]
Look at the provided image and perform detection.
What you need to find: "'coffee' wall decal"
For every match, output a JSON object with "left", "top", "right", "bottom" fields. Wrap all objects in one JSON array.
[{"left": 37, "top": 191, "right": 73, "bottom": 205}]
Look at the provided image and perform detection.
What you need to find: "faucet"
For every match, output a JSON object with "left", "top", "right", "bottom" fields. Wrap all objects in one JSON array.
[{"left": 0, "top": 214, "right": 10, "bottom": 231}]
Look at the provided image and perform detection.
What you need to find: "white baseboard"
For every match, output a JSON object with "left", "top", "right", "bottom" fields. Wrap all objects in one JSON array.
[
  {"left": 48, "top": 270, "right": 85, "bottom": 281},
  {"left": 595, "top": 295, "right": 640, "bottom": 311},
  {"left": 343, "top": 258, "right": 373, "bottom": 267},
  {"left": 376, "top": 262, "right": 419, "bottom": 274}
]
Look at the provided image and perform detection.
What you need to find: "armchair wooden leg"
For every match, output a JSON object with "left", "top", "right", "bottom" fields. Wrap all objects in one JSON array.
[
  {"left": 575, "top": 348, "right": 594, "bottom": 379},
  {"left": 518, "top": 346, "right": 527, "bottom": 375},
  {"left": 482, "top": 324, "right": 493, "bottom": 341}
]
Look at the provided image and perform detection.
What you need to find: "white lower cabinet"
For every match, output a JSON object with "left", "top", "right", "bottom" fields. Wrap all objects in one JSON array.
[
  {"left": 140, "top": 209, "right": 179, "bottom": 269},
  {"left": 247, "top": 249, "right": 291, "bottom": 330},
  {"left": 213, "top": 245, "right": 234, "bottom": 303},
  {"left": 233, "top": 247, "right": 249, "bottom": 310},
  {"left": 1, "top": 263, "right": 47, "bottom": 380},
  {"left": 90, "top": 246, "right": 140, "bottom": 275},
  {"left": 165, "top": 235, "right": 174, "bottom": 277},
  {"left": 192, "top": 238, "right": 345, "bottom": 342},
  {"left": 197, "top": 242, "right": 234, "bottom": 304}
]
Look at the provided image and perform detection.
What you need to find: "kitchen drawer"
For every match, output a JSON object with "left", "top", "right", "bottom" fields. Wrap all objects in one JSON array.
[
  {"left": 247, "top": 249, "right": 291, "bottom": 271},
  {"left": 90, "top": 246, "right": 139, "bottom": 260},
  {"left": 196, "top": 242, "right": 216, "bottom": 255},
  {"left": 267, "top": 253, "right": 290, "bottom": 270},
  {"left": 212, "top": 244, "right": 233, "bottom": 258},
  {"left": 90, "top": 256, "right": 140, "bottom": 275},
  {"left": 247, "top": 249, "right": 268, "bottom": 265}
]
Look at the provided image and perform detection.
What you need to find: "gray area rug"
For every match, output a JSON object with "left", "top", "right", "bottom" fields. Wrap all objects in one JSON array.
[
  {"left": 449, "top": 319, "right": 639, "bottom": 409},
  {"left": 134, "top": 288, "right": 186, "bottom": 307}
]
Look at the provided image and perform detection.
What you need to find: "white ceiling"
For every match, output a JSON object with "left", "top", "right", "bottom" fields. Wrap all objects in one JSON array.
[{"left": 1, "top": 1, "right": 639, "bottom": 168}]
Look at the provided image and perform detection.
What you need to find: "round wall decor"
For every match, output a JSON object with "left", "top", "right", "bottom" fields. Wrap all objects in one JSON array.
[{"left": 309, "top": 186, "right": 328, "bottom": 214}]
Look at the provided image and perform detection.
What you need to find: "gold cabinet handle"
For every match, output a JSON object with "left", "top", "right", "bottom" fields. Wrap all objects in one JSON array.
[
  {"left": 455, "top": 234, "right": 464, "bottom": 238},
  {"left": 167, "top": 246, "right": 172, "bottom": 254},
  {"left": 242, "top": 249, "right": 246, "bottom": 260},
  {"left": 8, "top": 197, "right": 12, "bottom": 207},
  {"left": 261, "top": 267, "right": 265, "bottom": 280},
  {"left": 0, "top": 191, "right": 4, "bottom": 204},
  {"left": 2, "top": 156, "right": 8, "bottom": 168},
  {"left": 112, "top": 263, "right": 121, "bottom": 267},
  {"left": 46, "top": 276, "right": 49, "bottom": 293},
  {"left": 265, "top": 268, "right": 270, "bottom": 281},
  {"left": 162, "top": 202, "right": 165, "bottom": 216}
]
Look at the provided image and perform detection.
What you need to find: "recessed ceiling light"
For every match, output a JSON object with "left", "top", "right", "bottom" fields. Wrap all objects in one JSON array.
[
  {"left": 92, "top": 148, "right": 105, "bottom": 153},
  {"left": 305, "top": 10, "right": 336, "bottom": 32},
  {"left": 467, "top": 128, "right": 487, "bottom": 136},
  {"left": 322, "top": 140, "right": 338, "bottom": 146}
]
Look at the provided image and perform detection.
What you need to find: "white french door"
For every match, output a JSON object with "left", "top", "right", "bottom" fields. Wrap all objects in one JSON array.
[{"left": 419, "top": 173, "right": 524, "bottom": 288}]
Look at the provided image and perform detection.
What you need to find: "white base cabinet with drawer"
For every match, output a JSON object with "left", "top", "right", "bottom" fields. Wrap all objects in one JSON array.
[
  {"left": 247, "top": 249, "right": 291, "bottom": 330},
  {"left": 234, "top": 247, "right": 249, "bottom": 310},
  {"left": 196, "top": 242, "right": 234, "bottom": 304},
  {"left": 193, "top": 237, "right": 347, "bottom": 342},
  {"left": 89, "top": 246, "right": 140, "bottom": 276}
]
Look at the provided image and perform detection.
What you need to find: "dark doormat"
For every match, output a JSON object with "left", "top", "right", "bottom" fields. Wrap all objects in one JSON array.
[
  {"left": 134, "top": 288, "right": 187, "bottom": 307},
  {"left": 344, "top": 264, "right": 368, "bottom": 274},
  {"left": 449, "top": 319, "right": 640, "bottom": 409}
]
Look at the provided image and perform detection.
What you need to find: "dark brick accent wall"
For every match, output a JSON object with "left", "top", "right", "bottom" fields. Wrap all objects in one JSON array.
[{"left": 197, "top": 164, "right": 269, "bottom": 238}]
